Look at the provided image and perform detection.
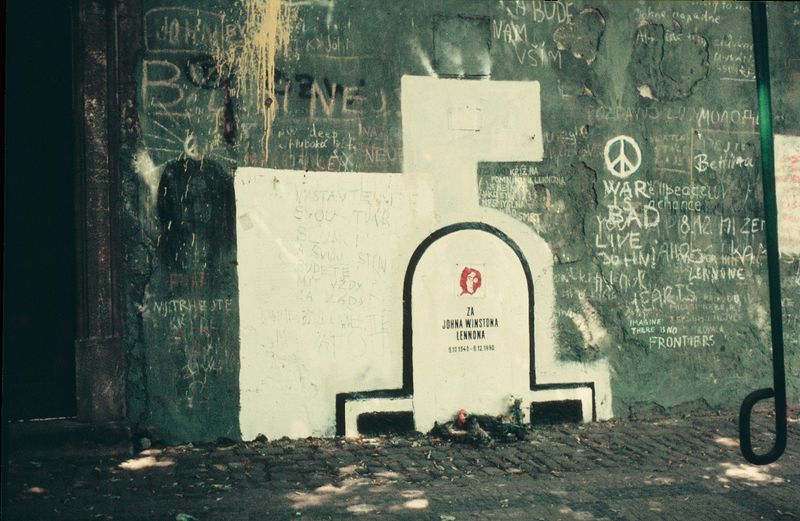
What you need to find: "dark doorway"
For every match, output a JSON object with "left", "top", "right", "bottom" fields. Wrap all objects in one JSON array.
[{"left": 4, "top": 1, "right": 77, "bottom": 419}]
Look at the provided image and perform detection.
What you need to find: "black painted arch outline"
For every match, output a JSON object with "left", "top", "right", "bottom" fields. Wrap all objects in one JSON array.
[{"left": 336, "top": 222, "right": 596, "bottom": 436}]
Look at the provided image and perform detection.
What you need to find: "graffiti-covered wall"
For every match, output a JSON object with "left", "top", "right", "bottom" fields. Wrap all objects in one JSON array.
[{"left": 120, "top": 0, "right": 800, "bottom": 442}]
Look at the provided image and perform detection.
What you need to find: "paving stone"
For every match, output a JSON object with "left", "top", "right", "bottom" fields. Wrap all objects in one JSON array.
[{"left": 6, "top": 407, "right": 800, "bottom": 520}]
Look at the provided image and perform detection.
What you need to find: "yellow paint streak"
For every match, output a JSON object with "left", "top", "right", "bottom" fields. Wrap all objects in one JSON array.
[{"left": 214, "top": 0, "right": 295, "bottom": 162}]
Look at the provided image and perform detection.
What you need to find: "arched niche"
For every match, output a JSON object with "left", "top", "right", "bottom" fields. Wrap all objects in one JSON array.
[{"left": 405, "top": 223, "right": 534, "bottom": 432}]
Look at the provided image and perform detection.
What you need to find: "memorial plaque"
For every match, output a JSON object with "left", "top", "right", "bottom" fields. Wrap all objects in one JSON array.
[{"left": 411, "top": 228, "right": 532, "bottom": 432}]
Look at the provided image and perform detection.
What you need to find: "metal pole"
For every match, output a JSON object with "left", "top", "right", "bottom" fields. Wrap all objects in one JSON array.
[{"left": 739, "top": 1, "right": 788, "bottom": 466}]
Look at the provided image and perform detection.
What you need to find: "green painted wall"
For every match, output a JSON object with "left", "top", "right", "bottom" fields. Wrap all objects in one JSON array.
[
  {"left": 769, "top": 1, "right": 800, "bottom": 423},
  {"left": 121, "top": 0, "right": 799, "bottom": 441}
]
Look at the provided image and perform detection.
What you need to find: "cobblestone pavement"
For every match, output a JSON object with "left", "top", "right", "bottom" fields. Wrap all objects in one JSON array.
[{"left": 5, "top": 407, "right": 799, "bottom": 520}]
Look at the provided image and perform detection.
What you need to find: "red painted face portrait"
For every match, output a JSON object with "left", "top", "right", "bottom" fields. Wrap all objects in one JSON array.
[{"left": 459, "top": 267, "right": 482, "bottom": 295}]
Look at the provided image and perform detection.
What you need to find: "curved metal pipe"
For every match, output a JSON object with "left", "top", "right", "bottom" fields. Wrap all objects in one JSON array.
[{"left": 738, "top": 2, "right": 788, "bottom": 466}]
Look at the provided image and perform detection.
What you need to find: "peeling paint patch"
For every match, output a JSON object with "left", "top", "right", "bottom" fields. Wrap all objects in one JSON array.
[
  {"left": 552, "top": 7, "right": 605, "bottom": 65},
  {"left": 630, "top": 23, "right": 709, "bottom": 101},
  {"left": 636, "top": 84, "right": 659, "bottom": 101},
  {"left": 133, "top": 148, "right": 162, "bottom": 204}
]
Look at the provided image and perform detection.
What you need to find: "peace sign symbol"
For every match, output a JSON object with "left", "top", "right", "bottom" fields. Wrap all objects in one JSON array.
[{"left": 604, "top": 135, "right": 642, "bottom": 178}]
